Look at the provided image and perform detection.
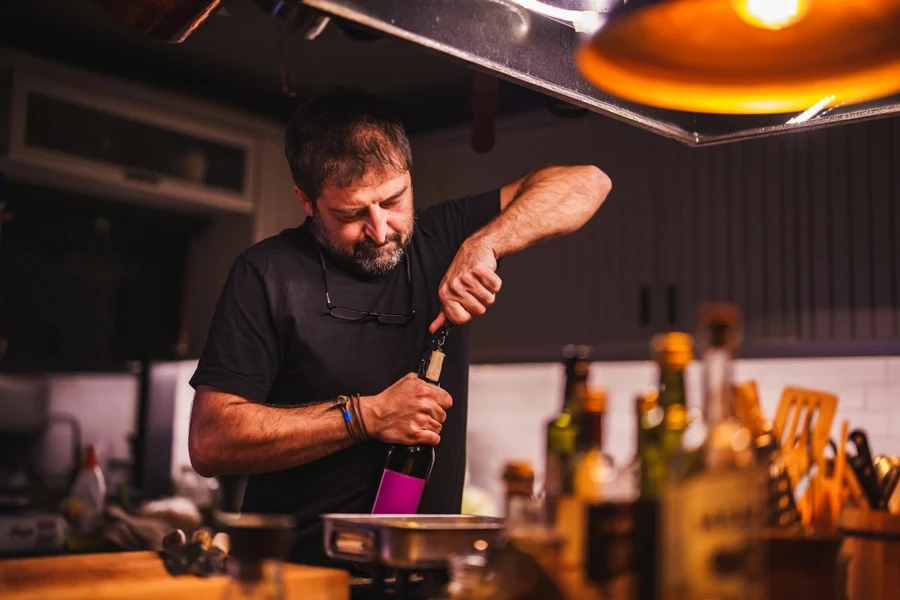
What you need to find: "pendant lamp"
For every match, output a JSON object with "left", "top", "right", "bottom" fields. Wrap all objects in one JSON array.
[{"left": 575, "top": 0, "right": 900, "bottom": 114}]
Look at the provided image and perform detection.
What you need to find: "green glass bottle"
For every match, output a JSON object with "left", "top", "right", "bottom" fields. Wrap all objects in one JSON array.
[
  {"left": 635, "top": 332, "right": 694, "bottom": 600},
  {"left": 544, "top": 344, "right": 592, "bottom": 524}
]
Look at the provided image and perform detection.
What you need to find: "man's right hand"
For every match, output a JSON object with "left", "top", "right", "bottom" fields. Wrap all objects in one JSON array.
[{"left": 363, "top": 373, "right": 453, "bottom": 445}]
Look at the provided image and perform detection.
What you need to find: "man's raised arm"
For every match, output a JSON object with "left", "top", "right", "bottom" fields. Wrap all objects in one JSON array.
[{"left": 430, "top": 165, "right": 611, "bottom": 332}]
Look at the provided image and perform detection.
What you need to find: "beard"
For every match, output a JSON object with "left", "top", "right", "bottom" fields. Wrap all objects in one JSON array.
[{"left": 310, "top": 214, "right": 414, "bottom": 277}]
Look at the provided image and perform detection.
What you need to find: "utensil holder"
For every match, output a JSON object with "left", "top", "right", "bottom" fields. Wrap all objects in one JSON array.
[
  {"left": 762, "top": 528, "right": 843, "bottom": 600},
  {"left": 838, "top": 507, "right": 900, "bottom": 600}
]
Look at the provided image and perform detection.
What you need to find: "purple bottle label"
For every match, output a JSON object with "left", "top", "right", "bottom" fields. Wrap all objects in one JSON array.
[{"left": 371, "top": 469, "right": 427, "bottom": 514}]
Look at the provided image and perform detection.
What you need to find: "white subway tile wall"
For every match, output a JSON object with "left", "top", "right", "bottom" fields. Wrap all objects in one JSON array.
[
  {"left": 888, "top": 357, "right": 900, "bottom": 385},
  {"left": 466, "top": 356, "right": 900, "bottom": 512},
  {"left": 34, "top": 356, "right": 900, "bottom": 514}
]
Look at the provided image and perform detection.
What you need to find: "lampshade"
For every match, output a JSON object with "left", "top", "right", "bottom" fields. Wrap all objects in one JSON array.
[{"left": 575, "top": 0, "right": 900, "bottom": 114}]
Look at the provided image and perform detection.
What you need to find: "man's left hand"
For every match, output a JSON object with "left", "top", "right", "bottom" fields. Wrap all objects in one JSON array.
[{"left": 429, "top": 238, "right": 503, "bottom": 333}]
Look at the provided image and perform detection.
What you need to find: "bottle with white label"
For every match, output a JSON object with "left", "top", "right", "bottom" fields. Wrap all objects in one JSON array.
[{"left": 660, "top": 304, "right": 767, "bottom": 600}]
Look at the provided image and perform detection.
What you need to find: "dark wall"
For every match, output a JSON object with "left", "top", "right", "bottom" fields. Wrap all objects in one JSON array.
[
  {"left": 0, "top": 181, "right": 210, "bottom": 372},
  {"left": 410, "top": 113, "right": 900, "bottom": 362}
]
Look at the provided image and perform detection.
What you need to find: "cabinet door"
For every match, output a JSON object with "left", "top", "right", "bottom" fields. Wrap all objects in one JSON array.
[
  {"left": 668, "top": 120, "right": 900, "bottom": 351},
  {"left": 253, "top": 137, "right": 306, "bottom": 243},
  {"left": 610, "top": 125, "right": 661, "bottom": 353},
  {"left": 464, "top": 117, "right": 665, "bottom": 361}
]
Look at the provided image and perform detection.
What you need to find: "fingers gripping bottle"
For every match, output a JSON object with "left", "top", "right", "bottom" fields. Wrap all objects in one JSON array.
[{"left": 371, "top": 324, "right": 452, "bottom": 514}]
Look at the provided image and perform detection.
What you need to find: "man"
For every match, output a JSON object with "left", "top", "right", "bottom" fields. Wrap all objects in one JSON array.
[{"left": 188, "top": 87, "right": 611, "bottom": 567}]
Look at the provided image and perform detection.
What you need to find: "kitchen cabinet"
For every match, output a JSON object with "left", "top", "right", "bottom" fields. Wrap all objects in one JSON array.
[
  {"left": 644, "top": 119, "right": 900, "bottom": 356},
  {"left": 252, "top": 136, "right": 307, "bottom": 243},
  {"left": 701, "top": 121, "right": 898, "bottom": 350},
  {"left": 410, "top": 112, "right": 900, "bottom": 363}
]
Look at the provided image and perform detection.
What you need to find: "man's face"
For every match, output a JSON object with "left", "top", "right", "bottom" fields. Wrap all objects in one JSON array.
[{"left": 299, "top": 169, "right": 415, "bottom": 276}]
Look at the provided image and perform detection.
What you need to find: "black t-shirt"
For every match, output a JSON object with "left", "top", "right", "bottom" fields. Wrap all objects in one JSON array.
[{"left": 189, "top": 189, "right": 501, "bottom": 566}]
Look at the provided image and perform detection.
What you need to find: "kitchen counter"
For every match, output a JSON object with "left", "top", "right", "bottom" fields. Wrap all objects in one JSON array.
[{"left": 0, "top": 550, "right": 350, "bottom": 600}]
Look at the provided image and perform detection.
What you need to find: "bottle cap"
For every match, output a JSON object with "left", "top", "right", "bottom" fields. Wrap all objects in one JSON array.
[
  {"left": 697, "top": 303, "right": 743, "bottom": 349},
  {"left": 562, "top": 344, "right": 594, "bottom": 361},
  {"left": 650, "top": 332, "right": 694, "bottom": 369},
  {"left": 84, "top": 445, "right": 99, "bottom": 469},
  {"left": 502, "top": 460, "right": 535, "bottom": 496},
  {"left": 562, "top": 344, "right": 594, "bottom": 378},
  {"left": 583, "top": 388, "right": 607, "bottom": 413}
]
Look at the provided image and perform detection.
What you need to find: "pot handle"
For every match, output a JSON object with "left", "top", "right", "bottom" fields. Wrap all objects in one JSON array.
[{"left": 326, "top": 525, "right": 379, "bottom": 562}]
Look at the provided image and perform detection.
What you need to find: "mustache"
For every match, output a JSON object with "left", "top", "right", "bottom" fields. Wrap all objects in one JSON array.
[{"left": 354, "top": 232, "right": 403, "bottom": 254}]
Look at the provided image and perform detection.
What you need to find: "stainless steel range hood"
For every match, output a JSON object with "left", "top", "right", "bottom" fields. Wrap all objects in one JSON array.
[{"left": 295, "top": 0, "right": 900, "bottom": 146}]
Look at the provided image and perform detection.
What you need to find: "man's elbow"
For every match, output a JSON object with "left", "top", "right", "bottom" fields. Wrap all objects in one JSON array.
[
  {"left": 189, "top": 426, "right": 223, "bottom": 478},
  {"left": 581, "top": 165, "right": 612, "bottom": 205}
]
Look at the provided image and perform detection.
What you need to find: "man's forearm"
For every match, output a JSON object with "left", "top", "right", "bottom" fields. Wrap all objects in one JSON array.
[
  {"left": 477, "top": 165, "right": 611, "bottom": 259},
  {"left": 188, "top": 386, "right": 355, "bottom": 477}
]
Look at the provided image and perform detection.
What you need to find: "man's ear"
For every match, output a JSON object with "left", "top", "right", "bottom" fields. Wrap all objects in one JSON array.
[{"left": 293, "top": 185, "right": 315, "bottom": 217}]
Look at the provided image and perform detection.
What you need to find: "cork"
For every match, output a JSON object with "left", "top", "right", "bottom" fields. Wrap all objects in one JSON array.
[{"left": 426, "top": 349, "right": 445, "bottom": 382}]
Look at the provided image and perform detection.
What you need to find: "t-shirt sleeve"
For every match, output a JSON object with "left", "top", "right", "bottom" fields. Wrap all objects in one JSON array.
[
  {"left": 417, "top": 188, "right": 502, "bottom": 262},
  {"left": 189, "top": 255, "right": 283, "bottom": 404}
]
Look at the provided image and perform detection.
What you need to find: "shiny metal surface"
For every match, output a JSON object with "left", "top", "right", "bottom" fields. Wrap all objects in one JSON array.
[
  {"left": 322, "top": 514, "right": 505, "bottom": 569},
  {"left": 90, "top": 0, "right": 225, "bottom": 43},
  {"left": 298, "top": 0, "right": 900, "bottom": 146}
]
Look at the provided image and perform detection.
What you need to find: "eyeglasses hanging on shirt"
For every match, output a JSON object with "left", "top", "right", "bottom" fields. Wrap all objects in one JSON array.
[{"left": 315, "top": 242, "right": 416, "bottom": 325}]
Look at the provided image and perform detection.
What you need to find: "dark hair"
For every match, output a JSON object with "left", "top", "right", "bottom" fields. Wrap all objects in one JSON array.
[{"left": 284, "top": 87, "right": 412, "bottom": 202}]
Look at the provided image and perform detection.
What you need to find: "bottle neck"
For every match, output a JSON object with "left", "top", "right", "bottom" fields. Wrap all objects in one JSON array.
[
  {"left": 562, "top": 379, "right": 587, "bottom": 413},
  {"left": 658, "top": 366, "right": 686, "bottom": 407},
  {"left": 702, "top": 346, "right": 735, "bottom": 426},
  {"left": 576, "top": 410, "right": 604, "bottom": 452},
  {"left": 504, "top": 485, "right": 540, "bottom": 529}
]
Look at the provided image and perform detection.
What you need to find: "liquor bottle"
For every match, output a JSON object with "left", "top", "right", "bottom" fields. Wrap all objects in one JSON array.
[
  {"left": 653, "top": 332, "right": 694, "bottom": 492},
  {"left": 544, "top": 345, "right": 593, "bottom": 529},
  {"left": 502, "top": 460, "right": 538, "bottom": 529},
  {"left": 556, "top": 387, "right": 612, "bottom": 569},
  {"left": 573, "top": 388, "right": 613, "bottom": 501},
  {"left": 371, "top": 325, "right": 450, "bottom": 514},
  {"left": 635, "top": 333, "right": 693, "bottom": 600},
  {"left": 660, "top": 304, "right": 766, "bottom": 600}
]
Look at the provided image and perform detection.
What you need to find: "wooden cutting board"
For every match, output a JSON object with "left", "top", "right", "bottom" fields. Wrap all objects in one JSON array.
[{"left": 0, "top": 550, "right": 349, "bottom": 600}]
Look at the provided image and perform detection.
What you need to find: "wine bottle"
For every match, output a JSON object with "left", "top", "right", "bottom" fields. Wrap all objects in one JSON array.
[
  {"left": 371, "top": 327, "right": 450, "bottom": 514},
  {"left": 544, "top": 345, "right": 593, "bottom": 524},
  {"left": 557, "top": 387, "right": 612, "bottom": 570}
]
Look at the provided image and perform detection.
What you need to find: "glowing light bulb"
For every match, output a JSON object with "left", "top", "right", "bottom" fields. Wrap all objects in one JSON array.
[{"left": 733, "top": 0, "right": 810, "bottom": 29}]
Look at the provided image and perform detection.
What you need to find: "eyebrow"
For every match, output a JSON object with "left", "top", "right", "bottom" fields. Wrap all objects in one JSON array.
[{"left": 332, "top": 184, "right": 409, "bottom": 218}]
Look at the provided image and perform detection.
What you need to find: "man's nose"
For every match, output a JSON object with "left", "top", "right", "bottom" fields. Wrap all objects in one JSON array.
[{"left": 364, "top": 208, "right": 388, "bottom": 245}]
